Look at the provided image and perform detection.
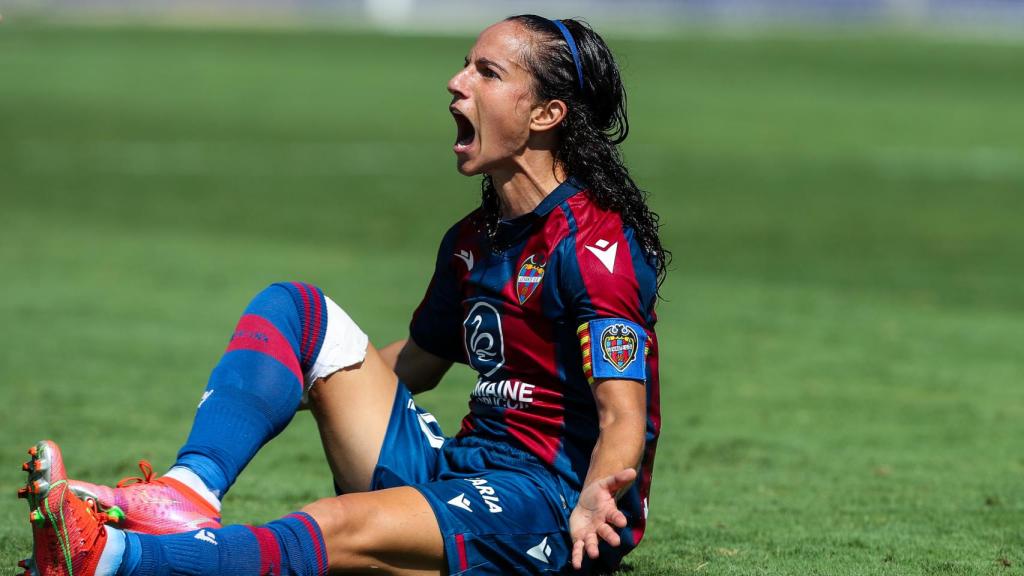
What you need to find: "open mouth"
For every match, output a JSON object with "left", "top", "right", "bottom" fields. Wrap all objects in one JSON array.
[{"left": 451, "top": 107, "right": 476, "bottom": 153}]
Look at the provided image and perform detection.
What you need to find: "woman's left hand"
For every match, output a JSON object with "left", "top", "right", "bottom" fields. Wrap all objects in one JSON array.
[{"left": 569, "top": 467, "right": 637, "bottom": 569}]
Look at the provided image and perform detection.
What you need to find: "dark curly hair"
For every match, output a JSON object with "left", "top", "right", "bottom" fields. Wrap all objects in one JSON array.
[{"left": 480, "top": 14, "right": 670, "bottom": 289}]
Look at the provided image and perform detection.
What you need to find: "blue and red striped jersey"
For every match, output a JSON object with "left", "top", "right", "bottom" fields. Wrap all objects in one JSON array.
[{"left": 410, "top": 178, "right": 661, "bottom": 545}]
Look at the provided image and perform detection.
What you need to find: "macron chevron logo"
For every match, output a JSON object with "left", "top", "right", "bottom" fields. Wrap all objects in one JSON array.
[
  {"left": 526, "top": 536, "right": 552, "bottom": 563},
  {"left": 585, "top": 239, "right": 618, "bottom": 274},
  {"left": 455, "top": 249, "right": 474, "bottom": 271},
  {"left": 447, "top": 493, "right": 473, "bottom": 512}
]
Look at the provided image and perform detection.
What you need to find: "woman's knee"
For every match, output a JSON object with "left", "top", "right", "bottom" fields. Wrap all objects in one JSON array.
[
  {"left": 246, "top": 282, "right": 368, "bottom": 381},
  {"left": 301, "top": 495, "right": 376, "bottom": 566},
  {"left": 300, "top": 491, "right": 444, "bottom": 573}
]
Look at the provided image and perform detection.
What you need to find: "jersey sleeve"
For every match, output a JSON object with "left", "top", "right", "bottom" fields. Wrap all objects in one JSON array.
[
  {"left": 409, "top": 224, "right": 465, "bottom": 363},
  {"left": 559, "top": 219, "right": 658, "bottom": 384}
]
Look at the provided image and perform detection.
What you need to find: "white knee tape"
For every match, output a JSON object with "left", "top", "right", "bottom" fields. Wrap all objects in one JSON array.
[{"left": 304, "top": 296, "right": 369, "bottom": 389}]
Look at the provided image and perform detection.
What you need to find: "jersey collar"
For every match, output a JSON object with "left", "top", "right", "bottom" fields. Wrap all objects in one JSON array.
[
  {"left": 493, "top": 177, "right": 584, "bottom": 250},
  {"left": 531, "top": 176, "right": 584, "bottom": 217}
]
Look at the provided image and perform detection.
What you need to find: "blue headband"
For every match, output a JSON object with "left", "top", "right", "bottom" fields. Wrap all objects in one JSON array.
[{"left": 550, "top": 19, "right": 584, "bottom": 90}]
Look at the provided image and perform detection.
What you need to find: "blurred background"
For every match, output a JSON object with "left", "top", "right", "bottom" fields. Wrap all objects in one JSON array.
[
  {"left": 7, "top": 0, "right": 1024, "bottom": 30},
  {"left": 1, "top": 1, "right": 1022, "bottom": 574}
]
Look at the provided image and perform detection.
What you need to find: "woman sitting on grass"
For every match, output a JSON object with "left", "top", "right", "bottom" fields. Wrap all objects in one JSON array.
[{"left": 18, "top": 14, "right": 666, "bottom": 576}]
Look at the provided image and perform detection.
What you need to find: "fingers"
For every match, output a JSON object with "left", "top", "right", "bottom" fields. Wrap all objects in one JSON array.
[
  {"left": 586, "top": 531, "right": 601, "bottom": 560},
  {"left": 602, "top": 467, "right": 638, "bottom": 493},
  {"left": 615, "top": 467, "right": 638, "bottom": 484},
  {"left": 571, "top": 532, "right": 603, "bottom": 569},
  {"left": 609, "top": 508, "right": 628, "bottom": 528},
  {"left": 571, "top": 516, "right": 627, "bottom": 568},
  {"left": 570, "top": 470, "right": 637, "bottom": 570},
  {"left": 571, "top": 538, "right": 585, "bottom": 569},
  {"left": 596, "top": 522, "right": 622, "bottom": 547}
]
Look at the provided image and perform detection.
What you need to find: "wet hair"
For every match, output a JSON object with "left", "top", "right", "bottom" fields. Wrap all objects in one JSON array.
[{"left": 481, "top": 14, "right": 670, "bottom": 290}]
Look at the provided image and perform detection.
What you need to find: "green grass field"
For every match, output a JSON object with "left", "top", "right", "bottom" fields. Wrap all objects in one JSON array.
[{"left": 2, "top": 22, "right": 1023, "bottom": 575}]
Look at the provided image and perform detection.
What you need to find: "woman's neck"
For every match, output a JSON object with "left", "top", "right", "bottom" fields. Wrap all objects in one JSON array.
[{"left": 490, "top": 157, "right": 567, "bottom": 219}]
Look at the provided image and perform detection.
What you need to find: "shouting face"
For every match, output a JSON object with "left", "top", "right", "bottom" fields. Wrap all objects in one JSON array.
[{"left": 447, "top": 20, "right": 542, "bottom": 177}]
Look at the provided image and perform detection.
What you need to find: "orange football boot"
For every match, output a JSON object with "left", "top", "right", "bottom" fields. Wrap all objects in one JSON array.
[{"left": 16, "top": 441, "right": 114, "bottom": 576}]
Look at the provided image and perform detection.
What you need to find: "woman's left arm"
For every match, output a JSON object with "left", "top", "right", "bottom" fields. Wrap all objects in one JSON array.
[{"left": 569, "top": 377, "right": 647, "bottom": 569}]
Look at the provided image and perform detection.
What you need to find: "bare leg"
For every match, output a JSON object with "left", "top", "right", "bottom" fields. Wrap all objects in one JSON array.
[
  {"left": 295, "top": 301, "right": 445, "bottom": 571},
  {"left": 303, "top": 487, "right": 445, "bottom": 575},
  {"left": 308, "top": 343, "right": 402, "bottom": 493}
]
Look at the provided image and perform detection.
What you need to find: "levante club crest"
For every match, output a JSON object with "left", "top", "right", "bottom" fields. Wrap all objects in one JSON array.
[
  {"left": 600, "top": 323, "right": 639, "bottom": 372},
  {"left": 516, "top": 255, "right": 546, "bottom": 304}
]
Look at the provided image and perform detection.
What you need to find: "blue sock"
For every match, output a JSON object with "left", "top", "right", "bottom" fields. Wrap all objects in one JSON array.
[
  {"left": 175, "top": 282, "right": 329, "bottom": 496},
  {"left": 117, "top": 512, "right": 327, "bottom": 576}
]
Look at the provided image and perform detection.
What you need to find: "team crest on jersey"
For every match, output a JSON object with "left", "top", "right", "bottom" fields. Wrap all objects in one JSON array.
[
  {"left": 600, "top": 323, "right": 639, "bottom": 372},
  {"left": 516, "top": 255, "right": 546, "bottom": 305}
]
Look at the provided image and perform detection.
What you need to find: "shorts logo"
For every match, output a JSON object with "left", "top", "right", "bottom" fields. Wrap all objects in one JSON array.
[
  {"left": 516, "top": 255, "right": 546, "bottom": 305},
  {"left": 465, "top": 478, "right": 503, "bottom": 513},
  {"left": 416, "top": 412, "right": 445, "bottom": 449},
  {"left": 447, "top": 493, "right": 473, "bottom": 512},
  {"left": 526, "top": 537, "right": 552, "bottom": 563},
  {"left": 600, "top": 323, "right": 639, "bottom": 372},
  {"left": 464, "top": 302, "right": 505, "bottom": 377}
]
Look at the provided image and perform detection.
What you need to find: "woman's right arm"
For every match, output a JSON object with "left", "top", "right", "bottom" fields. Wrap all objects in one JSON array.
[{"left": 380, "top": 339, "right": 452, "bottom": 394}]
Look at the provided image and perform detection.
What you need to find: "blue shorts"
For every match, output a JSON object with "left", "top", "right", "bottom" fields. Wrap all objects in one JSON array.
[{"left": 367, "top": 383, "right": 580, "bottom": 575}]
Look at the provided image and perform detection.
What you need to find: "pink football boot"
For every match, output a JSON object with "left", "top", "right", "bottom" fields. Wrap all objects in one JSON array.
[{"left": 68, "top": 460, "right": 222, "bottom": 535}]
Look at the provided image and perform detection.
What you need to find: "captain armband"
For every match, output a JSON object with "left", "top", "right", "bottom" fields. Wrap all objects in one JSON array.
[{"left": 577, "top": 318, "right": 649, "bottom": 384}]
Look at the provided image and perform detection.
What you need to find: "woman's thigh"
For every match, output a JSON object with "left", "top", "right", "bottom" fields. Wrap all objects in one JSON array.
[
  {"left": 308, "top": 342, "right": 402, "bottom": 493},
  {"left": 303, "top": 472, "right": 573, "bottom": 575},
  {"left": 303, "top": 486, "right": 445, "bottom": 575}
]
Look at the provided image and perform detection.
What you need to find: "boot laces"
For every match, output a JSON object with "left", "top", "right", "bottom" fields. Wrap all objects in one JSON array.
[
  {"left": 43, "top": 492, "right": 111, "bottom": 569},
  {"left": 115, "top": 460, "right": 155, "bottom": 488}
]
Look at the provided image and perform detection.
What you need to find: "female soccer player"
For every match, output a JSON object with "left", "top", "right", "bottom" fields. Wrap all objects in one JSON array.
[{"left": 18, "top": 14, "right": 667, "bottom": 576}]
